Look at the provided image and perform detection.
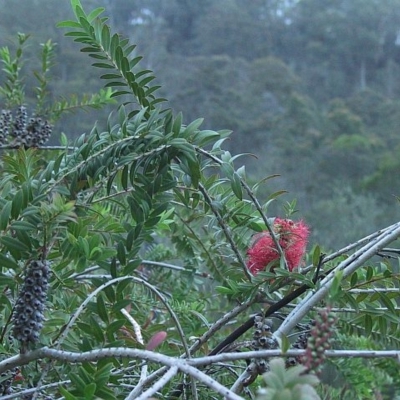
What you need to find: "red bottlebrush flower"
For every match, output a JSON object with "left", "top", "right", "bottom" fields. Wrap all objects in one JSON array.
[{"left": 246, "top": 218, "right": 309, "bottom": 275}]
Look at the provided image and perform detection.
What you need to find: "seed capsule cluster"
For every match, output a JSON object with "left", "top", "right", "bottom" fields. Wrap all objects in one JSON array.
[
  {"left": 302, "top": 307, "right": 336, "bottom": 374},
  {"left": 12, "top": 260, "right": 50, "bottom": 349},
  {"left": 0, "top": 110, "right": 12, "bottom": 144},
  {"left": 0, "top": 367, "right": 21, "bottom": 396},
  {"left": 285, "top": 321, "right": 314, "bottom": 368},
  {"left": 0, "top": 106, "right": 52, "bottom": 147},
  {"left": 251, "top": 316, "right": 278, "bottom": 373}
]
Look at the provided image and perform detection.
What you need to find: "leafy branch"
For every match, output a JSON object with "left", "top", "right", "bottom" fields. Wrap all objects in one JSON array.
[
  {"left": 47, "top": 88, "right": 116, "bottom": 122},
  {"left": 57, "top": 0, "right": 165, "bottom": 119},
  {"left": 0, "top": 33, "right": 29, "bottom": 107},
  {"left": 1, "top": 347, "right": 400, "bottom": 399}
]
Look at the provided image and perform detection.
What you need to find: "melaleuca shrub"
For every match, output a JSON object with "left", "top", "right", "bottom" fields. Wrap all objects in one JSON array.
[{"left": 11, "top": 260, "right": 51, "bottom": 351}]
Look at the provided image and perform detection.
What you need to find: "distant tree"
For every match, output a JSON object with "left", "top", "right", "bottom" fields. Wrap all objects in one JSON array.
[
  {"left": 192, "top": 0, "right": 271, "bottom": 59},
  {"left": 287, "top": 0, "right": 400, "bottom": 99}
]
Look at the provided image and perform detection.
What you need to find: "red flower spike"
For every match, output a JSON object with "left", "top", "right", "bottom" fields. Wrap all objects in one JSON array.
[{"left": 246, "top": 218, "right": 309, "bottom": 275}]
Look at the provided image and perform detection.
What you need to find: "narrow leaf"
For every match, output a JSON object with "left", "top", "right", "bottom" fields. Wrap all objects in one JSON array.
[{"left": 87, "top": 7, "right": 105, "bottom": 22}]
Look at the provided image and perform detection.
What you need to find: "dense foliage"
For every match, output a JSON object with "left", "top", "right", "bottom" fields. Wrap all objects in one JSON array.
[{"left": 0, "top": 1, "right": 400, "bottom": 399}]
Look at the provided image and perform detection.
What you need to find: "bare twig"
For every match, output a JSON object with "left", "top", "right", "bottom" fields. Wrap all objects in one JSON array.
[
  {"left": 198, "top": 182, "right": 252, "bottom": 281},
  {"left": 141, "top": 259, "right": 213, "bottom": 279},
  {"left": 0, "top": 380, "right": 70, "bottom": 400},
  {"left": 132, "top": 366, "right": 179, "bottom": 400},
  {"left": 189, "top": 297, "right": 256, "bottom": 355},
  {"left": 275, "top": 222, "right": 400, "bottom": 339},
  {"left": 3, "top": 347, "right": 400, "bottom": 376},
  {"left": 0, "top": 347, "right": 245, "bottom": 400}
]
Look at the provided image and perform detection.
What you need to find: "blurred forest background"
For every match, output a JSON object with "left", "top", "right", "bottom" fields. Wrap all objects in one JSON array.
[{"left": 1, "top": 0, "right": 400, "bottom": 250}]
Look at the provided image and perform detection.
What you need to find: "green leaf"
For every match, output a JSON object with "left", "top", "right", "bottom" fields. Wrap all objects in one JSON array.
[
  {"left": 329, "top": 270, "right": 343, "bottom": 300},
  {"left": 231, "top": 172, "right": 243, "bottom": 200},
  {"left": 94, "top": 386, "right": 117, "bottom": 400},
  {"left": 236, "top": 165, "right": 246, "bottom": 179},
  {"left": 84, "top": 383, "right": 97, "bottom": 400},
  {"left": 343, "top": 292, "right": 358, "bottom": 311},
  {"left": 110, "top": 90, "right": 131, "bottom": 97},
  {"left": 366, "top": 266, "right": 374, "bottom": 281},
  {"left": 215, "top": 286, "right": 234, "bottom": 295},
  {"left": 312, "top": 245, "right": 321, "bottom": 268},
  {"left": 350, "top": 272, "right": 358, "bottom": 287},
  {"left": 364, "top": 314, "right": 373, "bottom": 336},
  {"left": 100, "top": 73, "right": 121, "bottom": 80},
  {"left": 106, "top": 319, "right": 125, "bottom": 336},
  {"left": 0, "top": 274, "right": 15, "bottom": 287},
  {"left": 0, "top": 201, "right": 12, "bottom": 230},
  {"left": 94, "top": 362, "right": 112, "bottom": 387},
  {"left": 248, "top": 220, "right": 264, "bottom": 232},
  {"left": 88, "top": 53, "right": 108, "bottom": 60},
  {"left": 97, "top": 294, "right": 109, "bottom": 324},
  {"left": 104, "top": 81, "right": 127, "bottom": 87},
  {"left": 172, "top": 112, "right": 183, "bottom": 136},
  {"left": 124, "top": 260, "right": 141, "bottom": 275},
  {"left": 57, "top": 20, "right": 82, "bottom": 28},
  {"left": 69, "top": 372, "right": 87, "bottom": 392},
  {"left": 78, "top": 236, "right": 90, "bottom": 258},
  {"left": 58, "top": 386, "right": 79, "bottom": 400},
  {"left": 89, "top": 247, "right": 103, "bottom": 260},
  {"left": 89, "top": 316, "right": 105, "bottom": 342},
  {"left": 280, "top": 333, "right": 291, "bottom": 353},
  {"left": 10, "top": 220, "right": 37, "bottom": 231},
  {"left": 138, "top": 75, "right": 156, "bottom": 87},
  {"left": 87, "top": 7, "right": 105, "bottom": 22},
  {"left": 121, "top": 165, "right": 129, "bottom": 191},
  {"left": 267, "top": 190, "right": 288, "bottom": 201},
  {"left": 1, "top": 236, "right": 29, "bottom": 252},
  {"left": 112, "top": 299, "right": 132, "bottom": 313},
  {"left": 356, "top": 293, "right": 368, "bottom": 303},
  {"left": 378, "top": 316, "right": 387, "bottom": 336},
  {"left": 0, "top": 253, "right": 18, "bottom": 270},
  {"left": 76, "top": 322, "right": 95, "bottom": 337},
  {"left": 129, "top": 55, "right": 142, "bottom": 69},
  {"left": 11, "top": 189, "right": 25, "bottom": 219},
  {"left": 117, "top": 242, "right": 126, "bottom": 265},
  {"left": 379, "top": 292, "right": 395, "bottom": 313},
  {"left": 92, "top": 62, "right": 115, "bottom": 69},
  {"left": 184, "top": 118, "right": 204, "bottom": 136}
]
